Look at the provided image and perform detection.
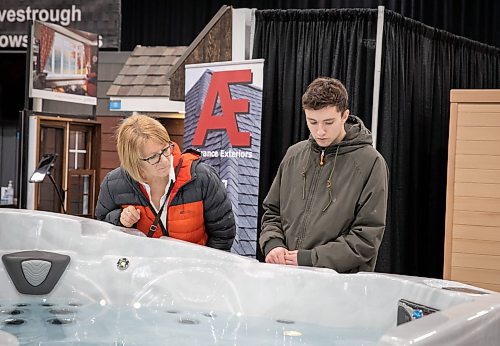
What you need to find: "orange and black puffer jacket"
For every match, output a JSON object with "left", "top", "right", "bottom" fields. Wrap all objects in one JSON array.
[{"left": 95, "top": 144, "right": 236, "bottom": 251}]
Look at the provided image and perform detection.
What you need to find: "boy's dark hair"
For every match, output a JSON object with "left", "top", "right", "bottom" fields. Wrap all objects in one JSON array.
[{"left": 302, "top": 77, "right": 349, "bottom": 112}]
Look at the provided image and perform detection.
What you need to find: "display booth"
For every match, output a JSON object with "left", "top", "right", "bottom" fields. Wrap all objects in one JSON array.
[{"left": 445, "top": 90, "right": 500, "bottom": 292}]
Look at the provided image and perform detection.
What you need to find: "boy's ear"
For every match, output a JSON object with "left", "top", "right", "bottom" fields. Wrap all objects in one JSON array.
[{"left": 342, "top": 109, "right": 350, "bottom": 121}]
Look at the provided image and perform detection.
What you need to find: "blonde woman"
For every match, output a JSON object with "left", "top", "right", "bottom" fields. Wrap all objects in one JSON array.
[{"left": 96, "top": 114, "right": 235, "bottom": 250}]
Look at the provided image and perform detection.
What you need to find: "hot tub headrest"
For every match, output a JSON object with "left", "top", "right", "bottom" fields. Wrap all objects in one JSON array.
[{"left": 2, "top": 251, "right": 70, "bottom": 295}]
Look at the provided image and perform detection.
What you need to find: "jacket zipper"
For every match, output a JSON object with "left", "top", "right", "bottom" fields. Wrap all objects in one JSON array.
[
  {"left": 297, "top": 156, "right": 324, "bottom": 248},
  {"left": 320, "top": 150, "right": 325, "bottom": 166}
]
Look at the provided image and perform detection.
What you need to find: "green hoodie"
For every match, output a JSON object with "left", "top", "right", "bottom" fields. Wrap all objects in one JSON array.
[{"left": 260, "top": 115, "right": 388, "bottom": 272}]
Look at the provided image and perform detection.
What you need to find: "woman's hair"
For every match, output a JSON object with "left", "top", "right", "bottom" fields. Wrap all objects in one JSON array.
[
  {"left": 302, "top": 77, "right": 349, "bottom": 113},
  {"left": 116, "top": 114, "right": 170, "bottom": 182}
]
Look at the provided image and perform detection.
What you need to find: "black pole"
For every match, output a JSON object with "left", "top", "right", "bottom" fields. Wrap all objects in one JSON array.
[{"left": 47, "top": 172, "right": 66, "bottom": 214}]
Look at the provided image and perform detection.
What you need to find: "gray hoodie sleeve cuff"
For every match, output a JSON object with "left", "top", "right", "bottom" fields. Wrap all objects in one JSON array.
[
  {"left": 297, "top": 250, "right": 313, "bottom": 267},
  {"left": 263, "top": 238, "right": 286, "bottom": 257}
]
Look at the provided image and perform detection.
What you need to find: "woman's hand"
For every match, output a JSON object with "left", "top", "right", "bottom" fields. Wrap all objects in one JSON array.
[{"left": 120, "top": 206, "right": 141, "bottom": 227}]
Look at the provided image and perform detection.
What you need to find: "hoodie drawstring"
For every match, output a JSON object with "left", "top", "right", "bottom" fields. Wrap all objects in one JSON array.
[
  {"left": 322, "top": 145, "right": 340, "bottom": 212},
  {"left": 301, "top": 169, "right": 306, "bottom": 200}
]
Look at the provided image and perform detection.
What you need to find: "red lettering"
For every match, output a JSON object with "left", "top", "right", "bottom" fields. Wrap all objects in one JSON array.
[{"left": 192, "top": 69, "right": 252, "bottom": 147}]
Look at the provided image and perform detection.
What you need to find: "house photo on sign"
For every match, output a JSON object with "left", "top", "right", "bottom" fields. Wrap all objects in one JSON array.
[
  {"left": 184, "top": 60, "right": 264, "bottom": 257},
  {"left": 28, "top": 20, "right": 98, "bottom": 105}
]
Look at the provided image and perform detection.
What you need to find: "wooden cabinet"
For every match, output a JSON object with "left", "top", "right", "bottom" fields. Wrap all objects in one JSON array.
[
  {"left": 31, "top": 115, "right": 101, "bottom": 218},
  {"left": 444, "top": 90, "right": 500, "bottom": 292}
]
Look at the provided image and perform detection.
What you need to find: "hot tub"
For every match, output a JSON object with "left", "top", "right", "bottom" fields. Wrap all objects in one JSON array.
[{"left": 1, "top": 209, "right": 499, "bottom": 345}]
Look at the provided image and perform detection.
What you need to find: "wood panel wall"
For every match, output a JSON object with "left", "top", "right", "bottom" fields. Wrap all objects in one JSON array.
[
  {"left": 158, "top": 117, "right": 185, "bottom": 151},
  {"left": 169, "top": 6, "right": 232, "bottom": 101},
  {"left": 444, "top": 90, "right": 500, "bottom": 292},
  {"left": 97, "top": 116, "right": 125, "bottom": 184}
]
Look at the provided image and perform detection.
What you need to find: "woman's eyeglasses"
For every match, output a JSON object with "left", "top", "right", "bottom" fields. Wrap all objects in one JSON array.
[{"left": 141, "top": 143, "right": 174, "bottom": 165}]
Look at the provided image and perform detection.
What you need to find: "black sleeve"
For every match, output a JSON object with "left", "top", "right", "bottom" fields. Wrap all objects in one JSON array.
[
  {"left": 95, "top": 176, "right": 122, "bottom": 226},
  {"left": 200, "top": 164, "right": 236, "bottom": 251}
]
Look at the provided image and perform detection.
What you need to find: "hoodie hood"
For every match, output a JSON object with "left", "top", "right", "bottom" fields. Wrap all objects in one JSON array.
[{"left": 309, "top": 115, "right": 373, "bottom": 155}]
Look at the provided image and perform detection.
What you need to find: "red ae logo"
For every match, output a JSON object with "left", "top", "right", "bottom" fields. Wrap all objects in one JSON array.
[{"left": 192, "top": 69, "right": 252, "bottom": 147}]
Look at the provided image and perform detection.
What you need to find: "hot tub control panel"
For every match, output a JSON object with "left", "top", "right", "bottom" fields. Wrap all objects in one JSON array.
[{"left": 397, "top": 299, "right": 439, "bottom": 326}]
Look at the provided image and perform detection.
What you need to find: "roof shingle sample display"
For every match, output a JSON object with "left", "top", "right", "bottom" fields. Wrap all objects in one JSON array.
[{"left": 107, "top": 46, "right": 187, "bottom": 97}]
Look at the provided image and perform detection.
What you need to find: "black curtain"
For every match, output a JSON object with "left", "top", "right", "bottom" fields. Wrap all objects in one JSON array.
[
  {"left": 252, "top": 9, "right": 378, "bottom": 260},
  {"left": 120, "top": 1, "right": 500, "bottom": 50},
  {"left": 376, "top": 10, "right": 500, "bottom": 277}
]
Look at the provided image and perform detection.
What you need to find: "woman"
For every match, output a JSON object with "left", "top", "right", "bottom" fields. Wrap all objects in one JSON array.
[{"left": 95, "top": 114, "right": 235, "bottom": 251}]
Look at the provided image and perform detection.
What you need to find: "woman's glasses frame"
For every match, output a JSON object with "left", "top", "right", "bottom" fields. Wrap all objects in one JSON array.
[{"left": 140, "top": 142, "right": 174, "bottom": 165}]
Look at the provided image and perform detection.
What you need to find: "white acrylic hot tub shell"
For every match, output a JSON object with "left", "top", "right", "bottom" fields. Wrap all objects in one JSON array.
[{"left": 1, "top": 209, "right": 500, "bottom": 345}]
